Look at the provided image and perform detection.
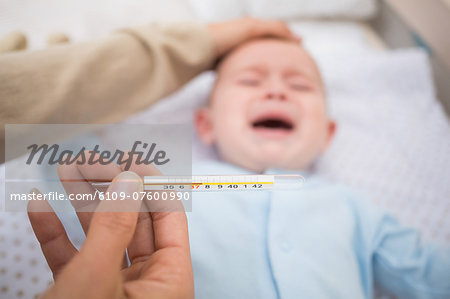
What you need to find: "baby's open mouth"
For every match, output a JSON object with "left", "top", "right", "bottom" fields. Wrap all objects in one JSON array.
[
  {"left": 252, "top": 118, "right": 294, "bottom": 130},
  {"left": 251, "top": 114, "right": 295, "bottom": 139}
]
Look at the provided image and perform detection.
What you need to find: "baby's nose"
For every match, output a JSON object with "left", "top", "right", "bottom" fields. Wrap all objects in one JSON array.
[{"left": 264, "top": 89, "right": 287, "bottom": 101}]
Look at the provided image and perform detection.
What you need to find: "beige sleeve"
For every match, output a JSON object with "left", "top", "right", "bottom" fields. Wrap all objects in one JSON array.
[{"left": 0, "top": 22, "right": 216, "bottom": 162}]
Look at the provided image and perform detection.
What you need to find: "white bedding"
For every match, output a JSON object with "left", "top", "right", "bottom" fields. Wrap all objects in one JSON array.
[{"left": 188, "top": 0, "right": 378, "bottom": 21}]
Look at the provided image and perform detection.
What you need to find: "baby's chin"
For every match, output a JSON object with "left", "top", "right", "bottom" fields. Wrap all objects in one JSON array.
[
  {"left": 218, "top": 151, "right": 313, "bottom": 173},
  {"left": 213, "top": 139, "right": 319, "bottom": 172},
  {"left": 254, "top": 149, "right": 314, "bottom": 170}
]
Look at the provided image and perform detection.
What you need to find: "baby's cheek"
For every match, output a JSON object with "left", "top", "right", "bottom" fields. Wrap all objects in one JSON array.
[
  {"left": 212, "top": 110, "right": 240, "bottom": 141},
  {"left": 301, "top": 108, "right": 329, "bottom": 149},
  {"left": 305, "top": 101, "right": 327, "bottom": 127}
]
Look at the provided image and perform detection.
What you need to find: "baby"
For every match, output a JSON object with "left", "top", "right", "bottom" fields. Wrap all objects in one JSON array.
[
  {"left": 188, "top": 38, "right": 450, "bottom": 298},
  {"left": 196, "top": 38, "right": 333, "bottom": 173}
]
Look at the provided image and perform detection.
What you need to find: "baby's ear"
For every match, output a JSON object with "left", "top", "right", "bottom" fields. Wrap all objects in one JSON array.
[
  {"left": 326, "top": 120, "right": 336, "bottom": 148},
  {"left": 195, "top": 108, "right": 215, "bottom": 145}
]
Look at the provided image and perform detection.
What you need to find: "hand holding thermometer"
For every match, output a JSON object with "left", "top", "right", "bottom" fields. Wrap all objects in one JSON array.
[{"left": 91, "top": 175, "right": 305, "bottom": 192}]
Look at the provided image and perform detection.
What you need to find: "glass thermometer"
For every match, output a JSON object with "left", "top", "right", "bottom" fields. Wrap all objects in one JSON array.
[{"left": 91, "top": 175, "right": 304, "bottom": 192}]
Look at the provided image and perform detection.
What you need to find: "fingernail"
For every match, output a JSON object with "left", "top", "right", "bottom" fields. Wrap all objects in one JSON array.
[
  {"left": 110, "top": 171, "right": 143, "bottom": 194},
  {"left": 27, "top": 188, "right": 53, "bottom": 212}
]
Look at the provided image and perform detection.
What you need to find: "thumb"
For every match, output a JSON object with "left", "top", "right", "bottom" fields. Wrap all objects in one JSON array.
[{"left": 80, "top": 171, "right": 143, "bottom": 272}]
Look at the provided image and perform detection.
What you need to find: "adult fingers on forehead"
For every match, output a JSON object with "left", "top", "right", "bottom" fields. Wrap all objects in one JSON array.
[{"left": 251, "top": 19, "right": 298, "bottom": 42}]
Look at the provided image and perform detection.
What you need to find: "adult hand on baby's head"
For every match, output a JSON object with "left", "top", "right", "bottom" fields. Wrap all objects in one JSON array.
[
  {"left": 208, "top": 17, "right": 300, "bottom": 57},
  {"left": 27, "top": 159, "right": 193, "bottom": 299}
]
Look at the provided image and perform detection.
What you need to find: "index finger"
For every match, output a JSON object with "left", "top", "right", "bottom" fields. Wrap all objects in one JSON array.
[{"left": 249, "top": 19, "right": 300, "bottom": 43}]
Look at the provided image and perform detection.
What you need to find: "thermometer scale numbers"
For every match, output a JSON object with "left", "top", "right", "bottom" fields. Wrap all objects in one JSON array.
[{"left": 144, "top": 175, "right": 275, "bottom": 191}]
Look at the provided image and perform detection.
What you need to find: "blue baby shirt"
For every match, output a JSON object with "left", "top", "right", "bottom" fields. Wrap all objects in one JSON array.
[{"left": 187, "top": 160, "right": 450, "bottom": 299}]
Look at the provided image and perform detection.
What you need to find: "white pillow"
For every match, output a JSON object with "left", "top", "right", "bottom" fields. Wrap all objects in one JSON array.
[{"left": 188, "top": 0, "right": 378, "bottom": 21}]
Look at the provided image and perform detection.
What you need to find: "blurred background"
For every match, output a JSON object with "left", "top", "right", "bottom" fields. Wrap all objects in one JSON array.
[{"left": 0, "top": 1, "right": 449, "bottom": 298}]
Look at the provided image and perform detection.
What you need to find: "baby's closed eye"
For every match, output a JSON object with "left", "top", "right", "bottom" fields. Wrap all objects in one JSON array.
[
  {"left": 286, "top": 78, "right": 313, "bottom": 92},
  {"left": 236, "top": 77, "right": 262, "bottom": 86}
]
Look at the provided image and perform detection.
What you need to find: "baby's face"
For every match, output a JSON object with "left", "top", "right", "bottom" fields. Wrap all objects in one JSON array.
[{"left": 196, "top": 39, "right": 335, "bottom": 172}]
